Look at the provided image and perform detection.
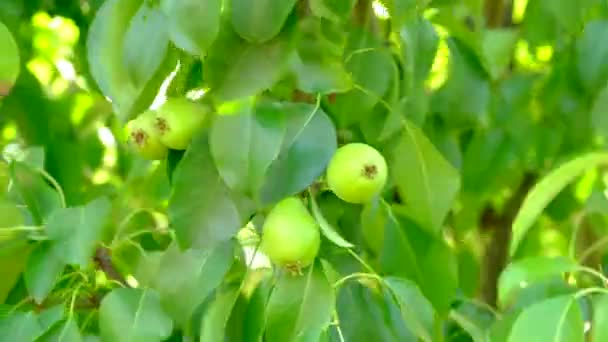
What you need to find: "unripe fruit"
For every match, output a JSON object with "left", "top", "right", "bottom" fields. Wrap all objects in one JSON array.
[
  {"left": 326, "top": 143, "right": 388, "bottom": 204},
  {"left": 154, "top": 98, "right": 208, "bottom": 150},
  {"left": 260, "top": 197, "right": 321, "bottom": 274},
  {"left": 126, "top": 110, "right": 168, "bottom": 160}
]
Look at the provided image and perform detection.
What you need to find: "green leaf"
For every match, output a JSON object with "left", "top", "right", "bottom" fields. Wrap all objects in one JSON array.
[
  {"left": 480, "top": 29, "right": 518, "bottom": 80},
  {"left": 389, "top": 121, "right": 461, "bottom": 234},
  {"left": 0, "top": 21, "right": 19, "bottom": 97},
  {"left": 497, "top": 256, "right": 578, "bottom": 308},
  {"left": 87, "top": 0, "right": 176, "bottom": 120},
  {"left": 231, "top": 0, "right": 297, "bottom": 43},
  {"left": 336, "top": 281, "right": 415, "bottom": 341},
  {"left": 591, "top": 84, "right": 608, "bottom": 139},
  {"left": 432, "top": 38, "right": 489, "bottom": 127},
  {"left": 309, "top": 0, "right": 356, "bottom": 22},
  {"left": 0, "top": 242, "right": 30, "bottom": 303},
  {"left": 384, "top": 277, "right": 434, "bottom": 342},
  {"left": 418, "top": 237, "right": 458, "bottom": 315},
  {"left": 122, "top": 3, "right": 169, "bottom": 88},
  {"left": 309, "top": 193, "right": 353, "bottom": 248},
  {"left": 486, "top": 309, "right": 520, "bottom": 342},
  {"left": 199, "top": 284, "right": 241, "bottom": 342},
  {"left": 163, "top": 0, "right": 221, "bottom": 56},
  {"left": 291, "top": 57, "right": 353, "bottom": 95},
  {"left": 507, "top": 295, "right": 584, "bottom": 342},
  {"left": 210, "top": 98, "right": 285, "bottom": 198},
  {"left": 378, "top": 203, "right": 421, "bottom": 282},
  {"left": 264, "top": 261, "right": 335, "bottom": 342},
  {"left": 99, "top": 288, "right": 173, "bottom": 342},
  {"left": 242, "top": 275, "right": 273, "bottom": 342},
  {"left": 400, "top": 17, "right": 439, "bottom": 85},
  {"left": 9, "top": 162, "right": 62, "bottom": 225},
  {"left": 383, "top": 0, "right": 417, "bottom": 28},
  {"left": 260, "top": 102, "right": 337, "bottom": 205},
  {"left": 510, "top": 153, "right": 608, "bottom": 256},
  {"left": 87, "top": 0, "right": 141, "bottom": 115},
  {"left": 204, "top": 26, "right": 293, "bottom": 101},
  {"left": 25, "top": 242, "right": 65, "bottom": 304},
  {"left": 37, "top": 318, "right": 82, "bottom": 342},
  {"left": 169, "top": 132, "right": 248, "bottom": 249},
  {"left": 576, "top": 20, "right": 608, "bottom": 92},
  {"left": 46, "top": 197, "right": 111, "bottom": 268},
  {"left": 591, "top": 294, "right": 608, "bottom": 342},
  {"left": 0, "top": 199, "right": 26, "bottom": 243},
  {"left": 37, "top": 305, "right": 65, "bottom": 336},
  {"left": 330, "top": 30, "right": 394, "bottom": 127},
  {"left": 148, "top": 241, "right": 235, "bottom": 326},
  {"left": 0, "top": 311, "right": 42, "bottom": 341}
]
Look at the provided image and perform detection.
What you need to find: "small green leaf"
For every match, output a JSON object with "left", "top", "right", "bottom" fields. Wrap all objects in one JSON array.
[
  {"left": 163, "top": 0, "right": 221, "bottom": 56},
  {"left": 87, "top": 0, "right": 176, "bottom": 120},
  {"left": 336, "top": 281, "right": 415, "bottom": 341},
  {"left": 122, "top": 3, "right": 169, "bottom": 87},
  {"left": 510, "top": 153, "right": 608, "bottom": 256},
  {"left": 591, "top": 294, "right": 608, "bottom": 342},
  {"left": 291, "top": 57, "right": 353, "bottom": 95},
  {"left": 148, "top": 241, "right": 235, "bottom": 326},
  {"left": 199, "top": 284, "right": 241, "bottom": 342},
  {"left": 46, "top": 197, "right": 111, "bottom": 268},
  {"left": 87, "top": 0, "right": 141, "bottom": 117},
  {"left": 210, "top": 98, "right": 285, "bottom": 198},
  {"left": 204, "top": 27, "right": 293, "bottom": 101},
  {"left": 498, "top": 256, "right": 578, "bottom": 308},
  {"left": 264, "top": 261, "right": 335, "bottom": 341},
  {"left": 99, "top": 288, "right": 173, "bottom": 342},
  {"left": 0, "top": 21, "right": 20, "bottom": 97},
  {"left": 231, "top": 0, "right": 297, "bottom": 43},
  {"left": 260, "top": 102, "right": 337, "bottom": 205},
  {"left": 480, "top": 29, "right": 518, "bottom": 80},
  {"left": 384, "top": 277, "right": 434, "bottom": 342},
  {"left": 169, "top": 132, "right": 249, "bottom": 249},
  {"left": 37, "top": 305, "right": 65, "bottom": 337},
  {"left": 309, "top": 0, "right": 356, "bottom": 22},
  {"left": 432, "top": 38, "right": 489, "bottom": 127},
  {"left": 25, "top": 242, "right": 65, "bottom": 304},
  {"left": 577, "top": 20, "right": 608, "bottom": 92},
  {"left": 378, "top": 203, "right": 421, "bottom": 282},
  {"left": 309, "top": 192, "right": 353, "bottom": 248},
  {"left": 330, "top": 30, "right": 394, "bottom": 127},
  {"left": 507, "top": 295, "right": 584, "bottom": 342},
  {"left": 37, "top": 318, "right": 82, "bottom": 342},
  {"left": 389, "top": 121, "right": 461, "bottom": 234},
  {"left": 242, "top": 275, "right": 273, "bottom": 342},
  {"left": 0, "top": 311, "right": 42, "bottom": 341},
  {"left": 9, "top": 162, "right": 62, "bottom": 225}
]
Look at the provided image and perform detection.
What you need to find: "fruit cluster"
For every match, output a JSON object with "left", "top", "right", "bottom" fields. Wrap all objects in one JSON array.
[
  {"left": 129, "top": 99, "right": 389, "bottom": 276},
  {"left": 261, "top": 143, "right": 388, "bottom": 275},
  {"left": 126, "top": 98, "right": 209, "bottom": 159}
]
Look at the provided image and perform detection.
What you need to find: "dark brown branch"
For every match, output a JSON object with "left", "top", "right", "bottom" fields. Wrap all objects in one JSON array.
[
  {"left": 94, "top": 246, "right": 130, "bottom": 288},
  {"left": 480, "top": 173, "right": 536, "bottom": 306}
]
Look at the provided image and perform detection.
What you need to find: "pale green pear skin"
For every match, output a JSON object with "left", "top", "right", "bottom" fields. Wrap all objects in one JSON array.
[
  {"left": 127, "top": 110, "right": 168, "bottom": 160},
  {"left": 260, "top": 197, "right": 321, "bottom": 269},
  {"left": 326, "top": 143, "right": 388, "bottom": 204},
  {"left": 154, "top": 98, "right": 208, "bottom": 150}
]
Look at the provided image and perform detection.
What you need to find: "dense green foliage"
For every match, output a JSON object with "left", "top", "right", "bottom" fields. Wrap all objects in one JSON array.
[{"left": 3, "top": 0, "right": 608, "bottom": 341}]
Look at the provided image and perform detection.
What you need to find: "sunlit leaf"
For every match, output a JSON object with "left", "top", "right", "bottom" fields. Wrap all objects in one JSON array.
[
  {"left": 510, "top": 153, "right": 608, "bottom": 256},
  {"left": 497, "top": 256, "right": 578, "bottom": 307},
  {"left": 99, "top": 288, "right": 173, "bottom": 342},
  {"left": 507, "top": 295, "right": 584, "bottom": 342},
  {"left": 46, "top": 197, "right": 111, "bottom": 268},
  {"left": 231, "top": 0, "right": 297, "bottom": 43},
  {"left": 264, "top": 261, "right": 334, "bottom": 341}
]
